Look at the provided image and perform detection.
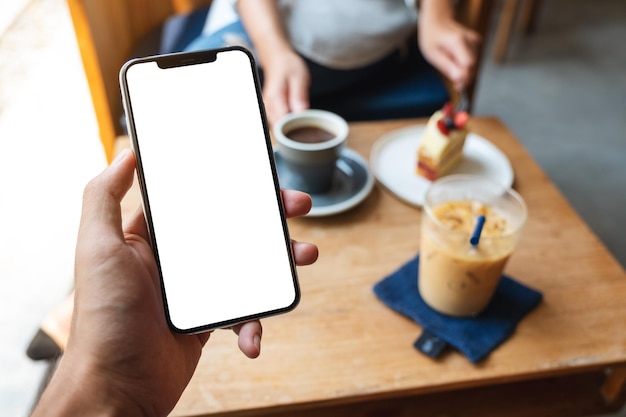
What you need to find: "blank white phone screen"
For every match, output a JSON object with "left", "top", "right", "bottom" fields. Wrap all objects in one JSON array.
[{"left": 123, "top": 49, "right": 298, "bottom": 332}]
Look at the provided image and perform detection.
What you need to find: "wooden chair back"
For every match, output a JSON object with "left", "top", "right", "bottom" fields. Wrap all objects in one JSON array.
[{"left": 66, "top": 0, "right": 213, "bottom": 162}]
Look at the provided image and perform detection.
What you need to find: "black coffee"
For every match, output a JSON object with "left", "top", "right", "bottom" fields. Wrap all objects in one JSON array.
[{"left": 286, "top": 126, "right": 335, "bottom": 144}]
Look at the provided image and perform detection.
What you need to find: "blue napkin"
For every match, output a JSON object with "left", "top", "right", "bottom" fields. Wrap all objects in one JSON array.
[{"left": 373, "top": 254, "right": 542, "bottom": 363}]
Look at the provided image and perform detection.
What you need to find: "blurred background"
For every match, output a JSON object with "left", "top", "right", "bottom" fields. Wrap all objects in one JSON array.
[
  {"left": 0, "top": 0, "right": 624, "bottom": 416},
  {"left": 0, "top": 0, "right": 105, "bottom": 416}
]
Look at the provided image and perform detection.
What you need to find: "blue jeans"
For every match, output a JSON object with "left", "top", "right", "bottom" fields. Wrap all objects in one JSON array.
[
  {"left": 183, "top": 19, "right": 448, "bottom": 120},
  {"left": 184, "top": 20, "right": 421, "bottom": 99}
]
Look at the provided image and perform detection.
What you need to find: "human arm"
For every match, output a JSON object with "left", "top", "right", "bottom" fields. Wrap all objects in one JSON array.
[
  {"left": 417, "top": 0, "right": 481, "bottom": 91},
  {"left": 237, "top": 0, "right": 310, "bottom": 126},
  {"left": 30, "top": 149, "right": 318, "bottom": 417}
]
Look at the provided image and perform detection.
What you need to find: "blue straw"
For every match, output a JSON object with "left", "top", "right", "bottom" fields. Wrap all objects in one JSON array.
[{"left": 470, "top": 215, "right": 486, "bottom": 246}]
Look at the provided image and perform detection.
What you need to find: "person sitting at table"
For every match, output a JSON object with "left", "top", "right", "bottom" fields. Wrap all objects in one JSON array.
[
  {"left": 184, "top": 0, "right": 481, "bottom": 126},
  {"left": 30, "top": 149, "right": 319, "bottom": 417}
]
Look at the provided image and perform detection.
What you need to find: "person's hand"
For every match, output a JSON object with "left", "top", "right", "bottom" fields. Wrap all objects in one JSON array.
[
  {"left": 261, "top": 49, "right": 311, "bottom": 126},
  {"left": 31, "top": 149, "right": 318, "bottom": 417},
  {"left": 237, "top": 0, "right": 311, "bottom": 127},
  {"left": 418, "top": 12, "right": 481, "bottom": 91}
]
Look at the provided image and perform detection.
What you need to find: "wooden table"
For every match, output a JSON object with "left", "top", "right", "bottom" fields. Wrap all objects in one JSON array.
[{"left": 120, "top": 117, "right": 626, "bottom": 417}]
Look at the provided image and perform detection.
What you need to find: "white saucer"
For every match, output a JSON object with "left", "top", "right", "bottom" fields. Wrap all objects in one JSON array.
[
  {"left": 274, "top": 148, "right": 374, "bottom": 217},
  {"left": 370, "top": 124, "right": 514, "bottom": 207}
]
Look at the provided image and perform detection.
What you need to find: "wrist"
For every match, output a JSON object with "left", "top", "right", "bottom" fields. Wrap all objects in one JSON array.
[
  {"left": 31, "top": 356, "right": 147, "bottom": 417},
  {"left": 237, "top": 0, "right": 294, "bottom": 67},
  {"left": 419, "top": 0, "right": 455, "bottom": 20},
  {"left": 254, "top": 35, "right": 295, "bottom": 67}
]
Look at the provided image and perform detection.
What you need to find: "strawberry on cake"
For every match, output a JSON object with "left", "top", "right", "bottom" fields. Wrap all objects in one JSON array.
[{"left": 416, "top": 103, "right": 470, "bottom": 181}]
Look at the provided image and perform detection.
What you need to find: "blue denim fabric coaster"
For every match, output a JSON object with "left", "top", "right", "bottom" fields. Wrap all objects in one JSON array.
[{"left": 373, "top": 254, "right": 543, "bottom": 363}]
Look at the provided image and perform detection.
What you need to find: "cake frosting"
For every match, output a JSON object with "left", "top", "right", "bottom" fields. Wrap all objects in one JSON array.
[{"left": 416, "top": 103, "right": 469, "bottom": 181}]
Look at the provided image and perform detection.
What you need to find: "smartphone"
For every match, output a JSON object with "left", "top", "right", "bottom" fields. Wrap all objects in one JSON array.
[{"left": 119, "top": 47, "right": 299, "bottom": 334}]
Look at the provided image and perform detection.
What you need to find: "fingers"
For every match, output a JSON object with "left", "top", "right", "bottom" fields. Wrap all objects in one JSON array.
[
  {"left": 281, "top": 189, "right": 313, "bottom": 218},
  {"left": 262, "top": 54, "right": 310, "bottom": 127},
  {"left": 292, "top": 240, "right": 319, "bottom": 266},
  {"left": 264, "top": 87, "right": 290, "bottom": 128},
  {"left": 280, "top": 189, "right": 318, "bottom": 264},
  {"left": 229, "top": 189, "right": 314, "bottom": 356},
  {"left": 446, "top": 29, "right": 480, "bottom": 68},
  {"left": 232, "top": 320, "right": 263, "bottom": 358},
  {"left": 444, "top": 30, "right": 481, "bottom": 90},
  {"left": 429, "top": 49, "right": 462, "bottom": 86},
  {"left": 287, "top": 72, "right": 310, "bottom": 114},
  {"left": 419, "top": 17, "right": 482, "bottom": 92}
]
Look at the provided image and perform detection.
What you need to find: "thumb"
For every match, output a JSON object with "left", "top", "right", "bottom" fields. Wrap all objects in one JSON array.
[{"left": 77, "top": 149, "right": 136, "bottom": 246}]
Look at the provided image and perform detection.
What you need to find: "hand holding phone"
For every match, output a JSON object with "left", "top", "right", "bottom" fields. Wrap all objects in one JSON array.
[{"left": 120, "top": 47, "right": 300, "bottom": 334}]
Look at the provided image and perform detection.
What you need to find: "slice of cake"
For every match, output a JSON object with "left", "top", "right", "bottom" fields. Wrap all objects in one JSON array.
[{"left": 416, "top": 103, "right": 469, "bottom": 181}]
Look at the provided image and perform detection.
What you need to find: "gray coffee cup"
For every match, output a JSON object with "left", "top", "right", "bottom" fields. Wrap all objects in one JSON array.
[{"left": 274, "top": 109, "right": 349, "bottom": 194}]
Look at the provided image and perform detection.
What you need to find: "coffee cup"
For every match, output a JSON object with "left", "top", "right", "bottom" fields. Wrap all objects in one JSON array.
[
  {"left": 273, "top": 109, "right": 348, "bottom": 194},
  {"left": 418, "top": 175, "right": 527, "bottom": 317}
]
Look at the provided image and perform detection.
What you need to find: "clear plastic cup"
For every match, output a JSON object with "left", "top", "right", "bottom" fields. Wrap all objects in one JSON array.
[{"left": 418, "top": 175, "right": 528, "bottom": 316}]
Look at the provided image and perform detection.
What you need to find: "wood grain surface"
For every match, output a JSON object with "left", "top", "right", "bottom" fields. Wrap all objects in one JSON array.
[{"left": 117, "top": 117, "right": 626, "bottom": 417}]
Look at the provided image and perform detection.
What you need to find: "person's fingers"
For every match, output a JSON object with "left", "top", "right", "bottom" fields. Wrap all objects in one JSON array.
[
  {"left": 292, "top": 240, "right": 319, "bottom": 266},
  {"left": 287, "top": 72, "right": 310, "bottom": 114},
  {"left": 280, "top": 190, "right": 318, "bottom": 264},
  {"left": 269, "top": 99, "right": 289, "bottom": 128},
  {"left": 462, "top": 29, "right": 482, "bottom": 51},
  {"left": 429, "top": 49, "right": 463, "bottom": 86},
  {"left": 449, "top": 43, "right": 474, "bottom": 72},
  {"left": 440, "top": 23, "right": 480, "bottom": 65},
  {"left": 281, "top": 189, "right": 313, "bottom": 218},
  {"left": 232, "top": 320, "right": 263, "bottom": 358},
  {"left": 444, "top": 29, "right": 481, "bottom": 85},
  {"left": 78, "top": 149, "right": 136, "bottom": 246},
  {"left": 263, "top": 83, "right": 290, "bottom": 128},
  {"left": 227, "top": 192, "right": 316, "bottom": 357},
  {"left": 123, "top": 175, "right": 312, "bottom": 247}
]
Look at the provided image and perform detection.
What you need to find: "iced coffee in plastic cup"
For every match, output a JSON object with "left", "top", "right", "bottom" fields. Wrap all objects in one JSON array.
[{"left": 418, "top": 175, "right": 527, "bottom": 317}]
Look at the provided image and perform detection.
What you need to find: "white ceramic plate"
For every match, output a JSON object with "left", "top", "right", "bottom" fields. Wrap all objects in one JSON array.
[{"left": 370, "top": 124, "right": 514, "bottom": 207}]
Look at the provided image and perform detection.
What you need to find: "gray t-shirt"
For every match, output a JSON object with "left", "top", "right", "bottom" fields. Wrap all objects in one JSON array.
[
  {"left": 278, "top": 0, "right": 418, "bottom": 69},
  {"left": 204, "top": 0, "right": 418, "bottom": 69}
]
